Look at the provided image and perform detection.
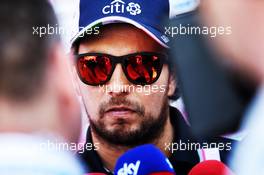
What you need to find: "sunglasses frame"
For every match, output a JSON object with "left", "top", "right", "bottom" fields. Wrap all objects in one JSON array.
[{"left": 75, "top": 52, "right": 168, "bottom": 86}]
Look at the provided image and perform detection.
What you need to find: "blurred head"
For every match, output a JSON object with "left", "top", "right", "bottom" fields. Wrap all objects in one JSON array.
[
  {"left": 0, "top": 0, "right": 81, "bottom": 143},
  {"left": 73, "top": 23, "right": 176, "bottom": 146},
  {"left": 201, "top": 0, "right": 264, "bottom": 83}
]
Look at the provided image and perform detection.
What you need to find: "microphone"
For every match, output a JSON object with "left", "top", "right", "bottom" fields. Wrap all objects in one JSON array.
[
  {"left": 188, "top": 160, "right": 235, "bottom": 175},
  {"left": 114, "top": 144, "right": 176, "bottom": 175}
]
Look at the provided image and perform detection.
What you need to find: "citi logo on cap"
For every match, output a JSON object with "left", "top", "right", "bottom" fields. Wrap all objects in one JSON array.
[{"left": 102, "top": 0, "right": 142, "bottom": 16}]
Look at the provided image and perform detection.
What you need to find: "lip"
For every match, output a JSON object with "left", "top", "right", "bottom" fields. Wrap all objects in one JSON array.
[
  {"left": 105, "top": 106, "right": 136, "bottom": 117},
  {"left": 106, "top": 106, "right": 135, "bottom": 113}
]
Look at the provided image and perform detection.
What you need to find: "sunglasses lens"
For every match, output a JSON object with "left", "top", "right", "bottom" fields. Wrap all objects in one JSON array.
[
  {"left": 77, "top": 55, "right": 112, "bottom": 85},
  {"left": 125, "top": 54, "right": 163, "bottom": 85}
]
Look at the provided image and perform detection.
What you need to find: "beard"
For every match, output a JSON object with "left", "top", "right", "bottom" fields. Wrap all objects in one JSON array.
[{"left": 89, "top": 97, "right": 169, "bottom": 147}]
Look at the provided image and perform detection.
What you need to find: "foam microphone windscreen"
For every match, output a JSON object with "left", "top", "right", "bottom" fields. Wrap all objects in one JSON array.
[
  {"left": 188, "top": 160, "right": 235, "bottom": 175},
  {"left": 114, "top": 144, "right": 175, "bottom": 175}
]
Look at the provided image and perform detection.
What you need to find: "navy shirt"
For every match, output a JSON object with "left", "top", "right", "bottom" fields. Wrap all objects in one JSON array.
[{"left": 78, "top": 107, "right": 235, "bottom": 175}]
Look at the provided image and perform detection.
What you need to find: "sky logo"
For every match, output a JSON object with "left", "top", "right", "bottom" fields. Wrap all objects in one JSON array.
[
  {"left": 117, "top": 160, "right": 141, "bottom": 175},
  {"left": 102, "top": 0, "right": 141, "bottom": 16}
]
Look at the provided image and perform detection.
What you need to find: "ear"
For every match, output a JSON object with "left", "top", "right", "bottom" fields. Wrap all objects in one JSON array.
[
  {"left": 167, "top": 73, "right": 177, "bottom": 97},
  {"left": 47, "top": 43, "right": 81, "bottom": 144}
]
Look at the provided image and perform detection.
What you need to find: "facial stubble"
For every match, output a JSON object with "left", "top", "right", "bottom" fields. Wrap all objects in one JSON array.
[{"left": 89, "top": 97, "right": 170, "bottom": 147}]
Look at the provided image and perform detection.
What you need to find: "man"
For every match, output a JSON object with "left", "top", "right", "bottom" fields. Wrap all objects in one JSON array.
[
  {"left": 201, "top": 0, "right": 264, "bottom": 174},
  {"left": 71, "top": 0, "right": 233, "bottom": 174},
  {"left": 0, "top": 0, "right": 84, "bottom": 174}
]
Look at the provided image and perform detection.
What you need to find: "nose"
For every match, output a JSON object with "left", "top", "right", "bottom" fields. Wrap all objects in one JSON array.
[{"left": 106, "top": 64, "right": 131, "bottom": 97}]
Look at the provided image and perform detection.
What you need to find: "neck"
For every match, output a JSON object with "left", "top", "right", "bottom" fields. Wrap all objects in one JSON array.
[{"left": 91, "top": 112, "right": 174, "bottom": 172}]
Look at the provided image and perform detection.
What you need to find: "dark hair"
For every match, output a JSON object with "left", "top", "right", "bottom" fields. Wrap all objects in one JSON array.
[{"left": 0, "top": 0, "right": 59, "bottom": 100}]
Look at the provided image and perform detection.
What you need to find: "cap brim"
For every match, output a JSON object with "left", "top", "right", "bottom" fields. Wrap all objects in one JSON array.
[{"left": 71, "top": 16, "right": 169, "bottom": 48}]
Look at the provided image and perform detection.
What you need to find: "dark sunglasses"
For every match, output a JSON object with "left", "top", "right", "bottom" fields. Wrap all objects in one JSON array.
[{"left": 75, "top": 52, "right": 168, "bottom": 86}]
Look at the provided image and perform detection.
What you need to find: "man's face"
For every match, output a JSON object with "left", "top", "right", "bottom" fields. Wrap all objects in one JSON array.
[{"left": 76, "top": 24, "right": 176, "bottom": 146}]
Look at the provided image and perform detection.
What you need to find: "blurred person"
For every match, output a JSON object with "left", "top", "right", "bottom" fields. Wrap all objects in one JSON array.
[
  {"left": 201, "top": 0, "right": 264, "bottom": 174},
  {"left": 71, "top": 0, "right": 234, "bottom": 174},
  {"left": 0, "top": 0, "right": 84, "bottom": 174}
]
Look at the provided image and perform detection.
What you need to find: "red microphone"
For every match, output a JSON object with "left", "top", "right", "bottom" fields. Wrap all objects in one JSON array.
[{"left": 188, "top": 160, "right": 235, "bottom": 175}]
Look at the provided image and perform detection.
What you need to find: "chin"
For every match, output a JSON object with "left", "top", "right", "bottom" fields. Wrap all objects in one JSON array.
[{"left": 110, "top": 123, "right": 137, "bottom": 132}]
